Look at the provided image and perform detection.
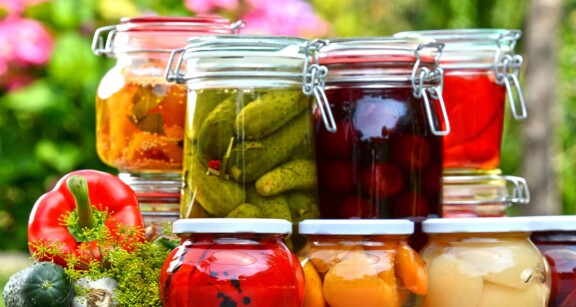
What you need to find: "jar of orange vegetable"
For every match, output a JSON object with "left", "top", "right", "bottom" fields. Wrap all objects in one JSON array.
[
  {"left": 442, "top": 174, "right": 530, "bottom": 217},
  {"left": 160, "top": 218, "right": 304, "bottom": 307},
  {"left": 395, "top": 29, "right": 526, "bottom": 175},
  {"left": 421, "top": 217, "right": 550, "bottom": 307},
  {"left": 91, "top": 17, "right": 242, "bottom": 226},
  {"left": 297, "top": 219, "right": 427, "bottom": 307}
]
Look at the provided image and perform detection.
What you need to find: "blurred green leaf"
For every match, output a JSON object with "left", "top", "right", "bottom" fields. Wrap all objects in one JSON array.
[
  {"left": 1, "top": 81, "right": 58, "bottom": 114},
  {"left": 34, "top": 139, "right": 82, "bottom": 173}
]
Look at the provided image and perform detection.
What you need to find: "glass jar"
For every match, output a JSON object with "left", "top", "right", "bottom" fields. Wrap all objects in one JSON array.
[
  {"left": 532, "top": 216, "right": 576, "bottom": 307},
  {"left": 442, "top": 174, "right": 530, "bottom": 217},
  {"left": 160, "top": 218, "right": 303, "bottom": 307},
  {"left": 92, "top": 17, "right": 241, "bottom": 227},
  {"left": 165, "top": 36, "right": 332, "bottom": 246},
  {"left": 421, "top": 217, "right": 550, "bottom": 307},
  {"left": 395, "top": 29, "right": 526, "bottom": 175},
  {"left": 313, "top": 38, "right": 448, "bottom": 249},
  {"left": 297, "top": 219, "right": 426, "bottom": 307}
]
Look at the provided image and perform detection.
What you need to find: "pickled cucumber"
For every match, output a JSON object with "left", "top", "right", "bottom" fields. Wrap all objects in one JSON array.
[
  {"left": 226, "top": 203, "right": 262, "bottom": 218},
  {"left": 197, "top": 96, "right": 238, "bottom": 160},
  {"left": 285, "top": 192, "right": 320, "bottom": 222},
  {"left": 234, "top": 90, "right": 310, "bottom": 139},
  {"left": 188, "top": 90, "right": 228, "bottom": 141},
  {"left": 260, "top": 203, "right": 292, "bottom": 222},
  {"left": 187, "top": 154, "right": 245, "bottom": 217},
  {"left": 247, "top": 186, "right": 290, "bottom": 209},
  {"left": 228, "top": 111, "right": 311, "bottom": 182},
  {"left": 255, "top": 159, "right": 317, "bottom": 196}
]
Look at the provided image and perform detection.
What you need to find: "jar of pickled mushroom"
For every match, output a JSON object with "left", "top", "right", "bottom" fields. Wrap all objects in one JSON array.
[
  {"left": 160, "top": 218, "right": 304, "bottom": 307},
  {"left": 442, "top": 174, "right": 530, "bottom": 217},
  {"left": 313, "top": 37, "right": 448, "bottom": 249},
  {"left": 421, "top": 217, "right": 550, "bottom": 307},
  {"left": 297, "top": 219, "right": 427, "bottom": 307},
  {"left": 395, "top": 29, "right": 526, "bottom": 175},
  {"left": 165, "top": 36, "right": 332, "bottom": 249},
  {"left": 91, "top": 17, "right": 241, "bottom": 227},
  {"left": 532, "top": 216, "right": 576, "bottom": 307}
]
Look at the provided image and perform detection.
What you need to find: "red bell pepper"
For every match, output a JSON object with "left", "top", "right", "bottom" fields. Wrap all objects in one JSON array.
[{"left": 28, "top": 169, "right": 145, "bottom": 267}]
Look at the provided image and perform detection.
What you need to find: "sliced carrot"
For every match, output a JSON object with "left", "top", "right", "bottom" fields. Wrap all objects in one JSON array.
[{"left": 396, "top": 240, "right": 428, "bottom": 295}]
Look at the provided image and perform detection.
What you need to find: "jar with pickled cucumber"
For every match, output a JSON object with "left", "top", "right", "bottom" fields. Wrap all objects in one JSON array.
[
  {"left": 297, "top": 219, "right": 427, "bottom": 307},
  {"left": 166, "top": 36, "right": 333, "bottom": 248},
  {"left": 92, "top": 17, "right": 240, "bottom": 227},
  {"left": 421, "top": 217, "right": 550, "bottom": 307}
]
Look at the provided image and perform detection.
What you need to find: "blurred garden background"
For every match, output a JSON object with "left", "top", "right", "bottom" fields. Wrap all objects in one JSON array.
[{"left": 0, "top": 0, "right": 575, "bottom": 303}]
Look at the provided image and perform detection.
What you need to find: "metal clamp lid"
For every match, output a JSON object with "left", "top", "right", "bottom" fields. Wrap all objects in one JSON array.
[
  {"left": 443, "top": 174, "right": 530, "bottom": 206},
  {"left": 411, "top": 42, "right": 450, "bottom": 136},
  {"left": 303, "top": 39, "right": 336, "bottom": 133}
]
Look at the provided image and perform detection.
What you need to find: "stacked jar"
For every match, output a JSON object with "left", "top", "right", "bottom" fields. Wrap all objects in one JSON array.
[
  {"left": 311, "top": 37, "right": 448, "bottom": 249},
  {"left": 395, "top": 29, "right": 530, "bottom": 217},
  {"left": 91, "top": 17, "right": 242, "bottom": 230},
  {"left": 165, "top": 36, "right": 337, "bottom": 249}
]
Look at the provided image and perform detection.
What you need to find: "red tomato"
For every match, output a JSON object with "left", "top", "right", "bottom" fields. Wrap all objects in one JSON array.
[
  {"left": 392, "top": 192, "right": 429, "bottom": 218},
  {"left": 390, "top": 135, "right": 431, "bottom": 170},
  {"left": 361, "top": 162, "right": 404, "bottom": 199},
  {"left": 316, "top": 119, "right": 356, "bottom": 159},
  {"left": 318, "top": 195, "right": 344, "bottom": 219},
  {"left": 339, "top": 195, "right": 376, "bottom": 219}
]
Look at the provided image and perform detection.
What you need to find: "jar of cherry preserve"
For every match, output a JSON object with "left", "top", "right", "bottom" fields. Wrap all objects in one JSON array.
[
  {"left": 532, "top": 216, "right": 576, "bottom": 307},
  {"left": 442, "top": 174, "right": 530, "bottom": 217},
  {"left": 421, "top": 217, "right": 550, "bottom": 307},
  {"left": 91, "top": 17, "right": 242, "bottom": 227},
  {"left": 314, "top": 38, "right": 448, "bottom": 249},
  {"left": 165, "top": 36, "right": 333, "bottom": 248},
  {"left": 297, "top": 219, "right": 427, "bottom": 307},
  {"left": 160, "top": 218, "right": 304, "bottom": 307},
  {"left": 395, "top": 29, "right": 526, "bottom": 175}
]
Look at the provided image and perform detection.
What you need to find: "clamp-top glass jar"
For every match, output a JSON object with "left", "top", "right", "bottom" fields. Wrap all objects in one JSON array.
[
  {"left": 442, "top": 174, "right": 530, "bottom": 217},
  {"left": 313, "top": 38, "right": 448, "bottom": 246},
  {"left": 395, "top": 29, "right": 526, "bottom": 175},
  {"left": 165, "top": 36, "right": 333, "bottom": 246},
  {"left": 92, "top": 17, "right": 242, "bottom": 227}
]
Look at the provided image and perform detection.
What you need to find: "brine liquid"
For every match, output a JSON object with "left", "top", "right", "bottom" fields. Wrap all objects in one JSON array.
[
  {"left": 442, "top": 71, "right": 506, "bottom": 171},
  {"left": 96, "top": 73, "right": 186, "bottom": 171},
  {"left": 315, "top": 87, "right": 443, "bottom": 220}
]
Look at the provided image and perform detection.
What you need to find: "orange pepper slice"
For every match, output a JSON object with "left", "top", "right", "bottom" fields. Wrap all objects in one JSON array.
[
  {"left": 302, "top": 259, "right": 325, "bottom": 307},
  {"left": 396, "top": 240, "right": 428, "bottom": 295}
]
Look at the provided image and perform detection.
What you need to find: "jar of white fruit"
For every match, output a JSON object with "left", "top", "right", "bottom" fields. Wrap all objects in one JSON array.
[{"left": 420, "top": 217, "right": 550, "bottom": 307}]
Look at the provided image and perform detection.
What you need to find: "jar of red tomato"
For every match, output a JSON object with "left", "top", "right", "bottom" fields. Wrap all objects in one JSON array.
[
  {"left": 297, "top": 219, "right": 427, "bottom": 307},
  {"left": 442, "top": 174, "right": 530, "bottom": 217},
  {"left": 395, "top": 29, "right": 526, "bottom": 175},
  {"left": 91, "top": 17, "right": 242, "bottom": 227},
  {"left": 532, "top": 216, "right": 576, "bottom": 307},
  {"left": 160, "top": 218, "right": 304, "bottom": 307},
  {"left": 313, "top": 38, "right": 448, "bottom": 246}
]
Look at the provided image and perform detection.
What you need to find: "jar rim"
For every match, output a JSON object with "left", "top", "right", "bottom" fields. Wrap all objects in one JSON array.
[
  {"left": 394, "top": 29, "right": 521, "bottom": 45},
  {"left": 172, "top": 218, "right": 292, "bottom": 235},
  {"left": 532, "top": 215, "right": 576, "bottom": 232},
  {"left": 299, "top": 219, "right": 414, "bottom": 235},
  {"left": 423, "top": 217, "right": 534, "bottom": 233},
  {"left": 442, "top": 174, "right": 530, "bottom": 206}
]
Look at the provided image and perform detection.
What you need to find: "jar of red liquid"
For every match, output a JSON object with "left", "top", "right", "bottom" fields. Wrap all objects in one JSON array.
[
  {"left": 443, "top": 174, "right": 530, "bottom": 218},
  {"left": 395, "top": 29, "right": 526, "bottom": 175},
  {"left": 160, "top": 218, "right": 304, "bottom": 307},
  {"left": 91, "top": 17, "right": 242, "bottom": 228},
  {"left": 421, "top": 217, "right": 550, "bottom": 307},
  {"left": 297, "top": 219, "right": 427, "bottom": 307},
  {"left": 314, "top": 38, "right": 448, "bottom": 248},
  {"left": 532, "top": 216, "right": 576, "bottom": 307}
]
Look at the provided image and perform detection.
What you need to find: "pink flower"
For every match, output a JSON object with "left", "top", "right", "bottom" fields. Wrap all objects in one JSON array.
[
  {"left": 0, "top": 0, "right": 25, "bottom": 17},
  {"left": 241, "top": 0, "right": 329, "bottom": 38},
  {"left": 0, "top": 16, "right": 53, "bottom": 66},
  {"left": 184, "top": 0, "right": 238, "bottom": 14}
]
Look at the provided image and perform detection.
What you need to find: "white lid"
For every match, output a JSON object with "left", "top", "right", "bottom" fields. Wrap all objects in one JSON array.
[
  {"left": 422, "top": 217, "right": 534, "bottom": 233},
  {"left": 532, "top": 215, "right": 576, "bottom": 232},
  {"left": 299, "top": 219, "right": 414, "bottom": 235},
  {"left": 172, "top": 218, "right": 292, "bottom": 235}
]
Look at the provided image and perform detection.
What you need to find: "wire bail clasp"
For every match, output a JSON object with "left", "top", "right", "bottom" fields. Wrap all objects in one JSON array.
[
  {"left": 495, "top": 52, "right": 527, "bottom": 120},
  {"left": 303, "top": 39, "right": 336, "bottom": 133},
  {"left": 230, "top": 20, "right": 246, "bottom": 34},
  {"left": 165, "top": 48, "right": 187, "bottom": 83},
  {"left": 91, "top": 25, "right": 118, "bottom": 56},
  {"left": 411, "top": 42, "right": 450, "bottom": 136},
  {"left": 502, "top": 175, "right": 530, "bottom": 205}
]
